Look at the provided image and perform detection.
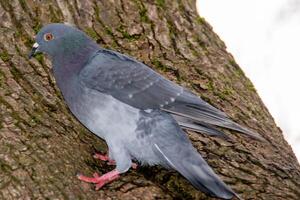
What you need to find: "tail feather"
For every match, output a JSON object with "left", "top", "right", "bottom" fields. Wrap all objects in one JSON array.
[
  {"left": 144, "top": 110, "right": 238, "bottom": 199},
  {"left": 154, "top": 143, "right": 237, "bottom": 199},
  {"left": 164, "top": 103, "right": 265, "bottom": 141}
]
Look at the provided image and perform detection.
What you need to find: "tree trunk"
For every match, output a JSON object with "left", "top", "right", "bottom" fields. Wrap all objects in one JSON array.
[{"left": 0, "top": 0, "right": 299, "bottom": 199}]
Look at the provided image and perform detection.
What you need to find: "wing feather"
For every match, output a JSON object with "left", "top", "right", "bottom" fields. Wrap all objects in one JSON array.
[{"left": 79, "top": 48, "right": 264, "bottom": 141}]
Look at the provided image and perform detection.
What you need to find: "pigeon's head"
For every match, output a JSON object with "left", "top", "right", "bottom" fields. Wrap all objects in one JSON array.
[{"left": 29, "top": 23, "right": 94, "bottom": 59}]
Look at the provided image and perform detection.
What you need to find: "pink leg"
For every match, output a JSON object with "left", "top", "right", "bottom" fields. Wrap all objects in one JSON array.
[
  {"left": 77, "top": 170, "right": 120, "bottom": 190},
  {"left": 93, "top": 153, "right": 110, "bottom": 162},
  {"left": 93, "top": 153, "right": 137, "bottom": 169},
  {"left": 131, "top": 163, "right": 138, "bottom": 169}
]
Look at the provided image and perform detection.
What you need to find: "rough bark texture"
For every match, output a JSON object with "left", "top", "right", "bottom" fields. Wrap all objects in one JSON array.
[{"left": 0, "top": 0, "right": 299, "bottom": 199}]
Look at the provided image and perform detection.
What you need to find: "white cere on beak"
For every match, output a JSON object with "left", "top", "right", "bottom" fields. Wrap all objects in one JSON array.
[
  {"left": 28, "top": 42, "right": 40, "bottom": 59},
  {"left": 33, "top": 42, "right": 39, "bottom": 48}
]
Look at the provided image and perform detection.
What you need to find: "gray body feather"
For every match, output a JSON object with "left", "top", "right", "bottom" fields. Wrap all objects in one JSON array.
[
  {"left": 73, "top": 49, "right": 250, "bottom": 199},
  {"left": 137, "top": 110, "right": 236, "bottom": 199},
  {"left": 80, "top": 48, "right": 263, "bottom": 140},
  {"left": 32, "top": 24, "right": 262, "bottom": 199},
  {"left": 54, "top": 46, "right": 256, "bottom": 199}
]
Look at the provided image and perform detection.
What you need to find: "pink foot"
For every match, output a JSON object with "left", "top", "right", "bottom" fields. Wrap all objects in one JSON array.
[
  {"left": 93, "top": 153, "right": 116, "bottom": 165},
  {"left": 93, "top": 153, "right": 110, "bottom": 161},
  {"left": 77, "top": 170, "right": 120, "bottom": 190},
  {"left": 131, "top": 163, "right": 138, "bottom": 169},
  {"left": 93, "top": 153, "right": 138, "bottom": 169}
]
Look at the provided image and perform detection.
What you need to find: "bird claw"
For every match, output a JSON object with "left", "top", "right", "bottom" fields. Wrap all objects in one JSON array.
[
  {"left": 131, "top": 163, "right": 138, "bottom": 169},
  {"left": 77, "top": 153, "right": 139, "bottom": 189},
  {"left": 77, "top": 170, "right": 120, "bottom": 190},
  {"left": 93, "top": 153, "right": 110, "bottom": 161},
  {"left": 93, "top": 152, "right": 138, "bottom": 169}
]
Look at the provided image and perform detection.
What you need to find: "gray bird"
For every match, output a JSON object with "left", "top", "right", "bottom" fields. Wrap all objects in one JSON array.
[{"left": 29, "top": 23, "right": 263, "bottom": 199}]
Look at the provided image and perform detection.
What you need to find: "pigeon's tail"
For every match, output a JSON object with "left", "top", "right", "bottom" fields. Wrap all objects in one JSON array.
[
  {"left": 143, "top": 110, "right": 238, "bottom": 199},
  {"left": 154, "top": 142, "right": 237, "bottom": 199},
  {"left": 164, "top": 102, "right": 266, "bottom": 141}
]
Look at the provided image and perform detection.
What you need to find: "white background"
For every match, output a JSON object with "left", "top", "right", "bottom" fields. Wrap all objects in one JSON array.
[{"left": 197, "top": 0, "right": 300, "bottom": 161}]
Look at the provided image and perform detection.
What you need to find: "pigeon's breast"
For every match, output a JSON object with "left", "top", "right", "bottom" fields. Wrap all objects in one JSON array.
[{"left": 67, "top": 84, "right": 140, "bottom": 140}]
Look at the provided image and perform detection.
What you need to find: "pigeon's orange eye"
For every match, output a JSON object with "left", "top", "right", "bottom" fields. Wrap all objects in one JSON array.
[{"left": 44, "top": 33, "right": 54, "bottom": 41}]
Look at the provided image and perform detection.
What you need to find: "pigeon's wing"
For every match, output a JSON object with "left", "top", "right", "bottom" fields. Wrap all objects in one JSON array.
[
  {"left": 79, "top": 48, "right": 264, "bottom": 140},
  {"left": 137, "top": 110, "right": 237, "bottom": 199},
  {"left": 79, "top": 48, "right": 188, "bottom": 109}
]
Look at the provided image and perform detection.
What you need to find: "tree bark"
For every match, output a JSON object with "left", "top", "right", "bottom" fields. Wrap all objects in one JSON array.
[{"left": 0, "top": 0, "right": 299, "bottom": 199}]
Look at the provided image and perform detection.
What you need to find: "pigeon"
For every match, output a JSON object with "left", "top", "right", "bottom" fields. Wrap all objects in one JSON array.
[{"left": 29, "top": 23, "right": 263, "bottom": 199}]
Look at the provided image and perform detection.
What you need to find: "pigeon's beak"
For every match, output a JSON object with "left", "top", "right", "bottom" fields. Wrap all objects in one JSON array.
[{"left": 28, "top": 42, "right": 39, "bottom": 59}]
